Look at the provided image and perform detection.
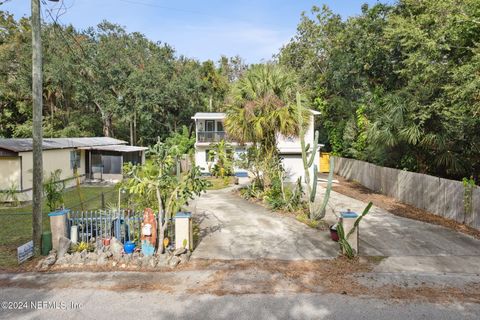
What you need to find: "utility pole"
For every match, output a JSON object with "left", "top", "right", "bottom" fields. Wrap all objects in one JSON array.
[{"left": 31, "top": 0, "right": 43, "bottom": 252}]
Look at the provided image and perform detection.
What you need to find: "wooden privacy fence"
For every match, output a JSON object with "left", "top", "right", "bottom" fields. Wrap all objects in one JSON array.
[{"left": 332, "top": 156, "right": 480, "bottom": 230}]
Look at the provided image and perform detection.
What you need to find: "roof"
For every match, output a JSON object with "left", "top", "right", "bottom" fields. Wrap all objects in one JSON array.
[
  {"left": 192, "top": 109, "right": 320, "bottom": 120},
  {"left": 192, "top": 113, "right": 226, "bottom": 120},
  {"left": 0, "top": 137, "right": 127, "bottom": 152},
  {"left": 78, "top": 145, "right": 148, "bottom": 152}
]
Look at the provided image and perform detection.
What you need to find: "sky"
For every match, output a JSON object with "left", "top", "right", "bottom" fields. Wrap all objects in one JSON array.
[{"left": 2, "top": 0, "right": 386, "bottom": 63}]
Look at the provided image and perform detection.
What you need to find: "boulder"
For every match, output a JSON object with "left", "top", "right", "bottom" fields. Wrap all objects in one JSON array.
[
  {"left": 97, "top": 253, "right": 108, "bottom": 266},
  {"left": 157, "top": 254, "right": 169, "bottom": 267},
  {"left": 173, "top": 247, "right": 187, "bottom": 256},
  {"left": 168, "top": 256, "right": 180, "bottom": 268},
  {"left": 141, "top": 256, "right": 152, "bottom": 268},
  {"left": 40, "top": 252, "right": 57, "bottom": 269},
  {"left": 86, "top": 252, "right": 98, "bottom": 262},
  {"left": 71, "top": 252, "right": 83, "bottom": 265},
  {"left": 57, "top": 236, "right": 72, "bottom": 258},
  {"left": 180, "top": 253, "right": 190, "bottom": 264},
  {"left": 149, "top": 257, "right": 158, "bottom": 268},
  {"left": 55, "top": 254, "right": 72, "bottom": 265},
  {"left": 110, "top": 237, "right": 124, "bottom": 256}
]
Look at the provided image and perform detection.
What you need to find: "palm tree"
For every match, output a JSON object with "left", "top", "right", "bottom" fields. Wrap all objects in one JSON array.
[
  {"left": 224, "top": 64, "right": 310, "bottom": 188},
  {"left": 225, "top": 64, "right": 309, "bottom": 157}
]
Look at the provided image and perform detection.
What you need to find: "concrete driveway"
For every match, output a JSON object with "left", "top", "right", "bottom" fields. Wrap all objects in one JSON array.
[
  {"left": 189, "top": 187, "right": 338, "bottom": 260},
  {"left": 317, "top": 185, "right": 480, "bottom": 273}
]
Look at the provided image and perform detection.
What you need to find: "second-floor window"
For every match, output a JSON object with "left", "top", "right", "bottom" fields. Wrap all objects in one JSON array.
[{"left": 205, "top": 120, "right": 215, "bottom": 132}]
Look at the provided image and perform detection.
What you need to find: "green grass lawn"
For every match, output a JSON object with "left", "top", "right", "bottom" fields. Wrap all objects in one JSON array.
[
  {"left": 0, "top": 185, "right": 116, "bottom": 269},
  {"left": 204, "top": 176, "right": 236, "bottom": 190}
]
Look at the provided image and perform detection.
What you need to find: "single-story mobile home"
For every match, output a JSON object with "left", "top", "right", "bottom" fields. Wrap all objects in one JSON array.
[{"left": 0, "top": 137, "right": 147, "bottom": 202}]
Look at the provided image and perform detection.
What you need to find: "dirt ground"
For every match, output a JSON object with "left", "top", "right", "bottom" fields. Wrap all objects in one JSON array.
[
  {"left": 330, "top": 175, "right": 480, "bottom": 239},
  {"left": 1, "top": 258, "right": 479, "bottom": 304}
]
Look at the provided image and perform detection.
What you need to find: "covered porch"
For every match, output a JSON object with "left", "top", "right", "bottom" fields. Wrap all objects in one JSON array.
[{"left": 80, "top": 145, "right": 147, "bottom": 182}]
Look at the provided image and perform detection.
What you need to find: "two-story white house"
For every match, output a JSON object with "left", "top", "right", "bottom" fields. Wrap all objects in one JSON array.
[{"left": 192, "top": 110, "right": 321, "bottom": 183}]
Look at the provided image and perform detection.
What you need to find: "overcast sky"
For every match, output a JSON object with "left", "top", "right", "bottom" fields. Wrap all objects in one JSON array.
[{"left": 3, "top": 0, "right": 387, "bottom": 63}]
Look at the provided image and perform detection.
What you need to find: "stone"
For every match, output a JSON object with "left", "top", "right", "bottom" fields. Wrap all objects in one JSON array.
[
  {"left": 86, "top": 252, "right": 98, "bottom": 264},
  {"left": 110, "top": 237, "right": 124, "bottom": 256},
  {"left": 157, "top": 254, "right": 169, "bottom": 267},
  {"left": 57, "top": 236, "right": 72, "bottom": 258},
  {"left": 97, "top": 253, "right": 108, "bottom": 266},
  {"left": 71, "top": 252, "right": 83, "bottom": 265},
  {"left": 173, "top": 247, "right": 187, "bottom": 256},
  {"left": 41, "top": 252, "right": 57, "bottom": 269},
  {"left": 55, "top": 254, "right": 71, "bottom": 265},
  {"left": 149, "top": 257, "right": 158, "bottom": 268},
  {"left": 140, "top": 256, "right": 151, "bottom": 268},
  {"left": 132, "top": 252, "right": 140, "bottom": 260},
  {"left": 80, "top": 250, "right": 87, "bottom": 259},
  {"left": 168, "top": 256, "right": 180, "bottom": 268},
  {"left": 180, "top": 253, "right": 190, "bottom": 264}
]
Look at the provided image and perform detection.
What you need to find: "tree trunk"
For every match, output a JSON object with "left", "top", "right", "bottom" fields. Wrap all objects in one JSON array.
[
  {"left": 133, "top": 108, "right": 137, "bottom": 145},
  {"left": 103, "top": 114, "right": 113, "bottom": 137},
  {"left": 31, "top": 0, "right": 43, "bottom": 252},
  {"left": 129, "top": 119, "right": 133, "bottom": 146},
  {"left": 156, "top": 187, "right": 165, "bottom": 254}
]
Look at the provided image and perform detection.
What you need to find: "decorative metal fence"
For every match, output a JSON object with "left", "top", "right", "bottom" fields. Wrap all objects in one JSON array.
[{"left": 67, "top": 210, "right": 144, "bottom": 245}]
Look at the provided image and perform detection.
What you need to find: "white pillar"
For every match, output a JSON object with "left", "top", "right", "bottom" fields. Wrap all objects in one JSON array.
[
  {"left": 48, "top": 209, "right": 69, "bottom": 251},
  {"left": 340, "top": 210, "right": 359, "bottom": 255},
  {"left": 175, "top": 212, "right": 193, "bottom": 250}
]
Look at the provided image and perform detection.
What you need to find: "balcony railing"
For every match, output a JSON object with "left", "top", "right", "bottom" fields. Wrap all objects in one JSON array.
[{"left": 197, "top": 131, "right": 227, "bottom": 143}]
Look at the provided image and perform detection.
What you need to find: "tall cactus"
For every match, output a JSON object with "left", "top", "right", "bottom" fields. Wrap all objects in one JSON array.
[{"left": 297, "top": 93, "right": 334, "bottom": 220}]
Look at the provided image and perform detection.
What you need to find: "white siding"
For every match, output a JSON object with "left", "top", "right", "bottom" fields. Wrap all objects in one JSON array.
[{"left": 0, "top": 157, "right": 21, "bottom": 190}]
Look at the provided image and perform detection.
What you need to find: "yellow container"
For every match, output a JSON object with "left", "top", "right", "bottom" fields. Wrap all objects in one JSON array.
[{"left": 319, "top": 152, "right": 330, "bottom": 173}]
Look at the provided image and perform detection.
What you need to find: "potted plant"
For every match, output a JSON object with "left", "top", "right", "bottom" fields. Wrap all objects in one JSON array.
[
  {"left": 329, "top": 223, "right": 339, "bottom": 242},
  {"left": 124, "top": 241, "right": 135, "bottom": 254}
]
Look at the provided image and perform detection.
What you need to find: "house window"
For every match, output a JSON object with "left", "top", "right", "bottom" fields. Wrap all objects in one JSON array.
[
  {"left": 70, "top": 150, "right": 81, "bottom": 169},
  {"left": 205, "top": 120, "right": 215, "bottom": 132},
  {"left": 216, "top": 121, "right": 224, "bottom": 132}
]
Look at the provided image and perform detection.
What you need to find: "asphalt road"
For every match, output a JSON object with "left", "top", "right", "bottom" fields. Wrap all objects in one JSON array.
[{"left": 1, "top": 287, "right": 479, "bottom": 320}]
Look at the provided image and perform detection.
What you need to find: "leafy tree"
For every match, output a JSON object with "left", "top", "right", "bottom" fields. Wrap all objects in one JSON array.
[
  {"left": 123, "top": 142, "right": 209, "bottom": 252},
  {"left": 43, "top": 169, "right": 65, "bottom": 212},
  {"left": 208, "top": 139, "right": 234, "bottom": 178},
  {"left": 278, "top": 1, "right": 480, "bottom": 181}
]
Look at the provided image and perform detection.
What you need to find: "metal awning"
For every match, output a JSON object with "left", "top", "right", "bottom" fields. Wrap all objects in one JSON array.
[
  {"left": 191, "top": 112, "right": 226, "bottom": 120},
  {"left": 78, "top": 145, "right": 148, "bottom": 152}
]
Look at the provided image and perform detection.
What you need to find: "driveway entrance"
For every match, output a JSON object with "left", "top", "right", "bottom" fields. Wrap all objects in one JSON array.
[{"left": 189, "top": 187, "right": 338, "bottom": 260}]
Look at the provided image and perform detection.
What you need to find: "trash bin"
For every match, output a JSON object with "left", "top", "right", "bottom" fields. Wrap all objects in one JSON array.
[
  {"left": 174, "top": 212, "right": 193, "bottom": 250},
  {"left": 41, "top": 231, "right": 52, "bottom": 256}
]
